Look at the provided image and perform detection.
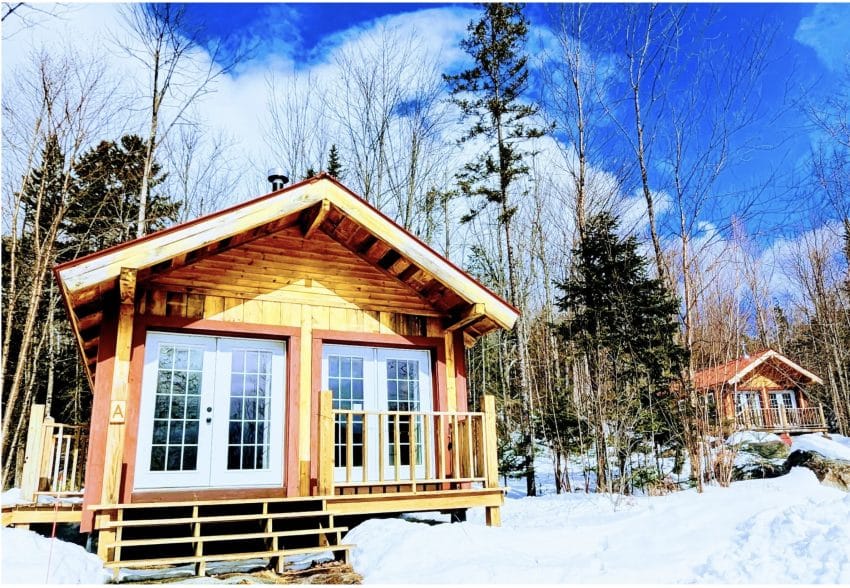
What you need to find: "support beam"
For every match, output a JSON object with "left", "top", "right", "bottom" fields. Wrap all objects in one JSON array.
[
  {"left": 483, "top": 393, "right": 502, "bottom": 525},
  {"left": 300, "top": 200, "right": 331, "bottom": 239},
  {"left": 317, "top": 390, "right": 334, "bottom": 496},
  {"left": 20, "top": 404, "right": 47, "bottom": 501},
  {"left": 445, "top": 303, "right": 485, "bottom": 332},
  {"left": 99, "top": 267, "right": 137, "bottom": 561}
]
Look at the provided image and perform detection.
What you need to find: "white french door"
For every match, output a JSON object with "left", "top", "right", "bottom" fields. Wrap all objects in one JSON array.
[
  {"left": 321, "top": 345, "right": 432, "bottom": 482},
  {"left": 769, "top": 391, "right": 797, "bottom": 410},
  {"left": 135, "top": 332, "right": 285, "bottom": 490}
]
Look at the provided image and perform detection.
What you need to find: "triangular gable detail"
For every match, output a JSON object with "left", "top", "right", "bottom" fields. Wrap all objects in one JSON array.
[
  {"left": 694, "top": 349, "right": 823, "bottom": 390},
  {"left": 151, "top": 225, "right": 443, "bottom": 316},
  {"left": 55, "top": 174, "right": 518, "bottom": 330},
  {"left": 729, "top": 350, "right": 823, "bottom": 386}
]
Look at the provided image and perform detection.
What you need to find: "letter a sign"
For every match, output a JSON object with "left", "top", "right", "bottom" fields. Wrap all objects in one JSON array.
[{"left": 110, "top": 400, "right": 126, "bottom": 424}]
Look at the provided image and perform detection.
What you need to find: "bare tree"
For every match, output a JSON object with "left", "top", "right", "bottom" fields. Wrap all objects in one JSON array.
[
  {"left": 384, "top": 54, "right": 453, "bottom": 232},
  {"left": 1, "top": 49, "right": 120, "bottom": 476},
  {"left": 327, "top": 23, "right": 422, "bottom": 211},
  {"left": 117, "top": 4, "right": 242, "bottom": 237},
  {"left": 2, "top": 3, "right": 71, "bottom": 39},
  {"left": 541, "top": 4, "right": 625, "bottom": 242},
  {"left": 162, "top": 122, "right": 242, "bottom": 221},
  {"left": 265, "top": 69, "right": 330, "bottom": 182}
]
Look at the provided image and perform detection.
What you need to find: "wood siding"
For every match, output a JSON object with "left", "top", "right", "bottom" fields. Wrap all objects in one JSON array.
[
  {"left": 93, "top": 228, "right": 467, "bottom": 518},
  {"left": 147, "top": 226, "right": 444, "bottom": 319}
]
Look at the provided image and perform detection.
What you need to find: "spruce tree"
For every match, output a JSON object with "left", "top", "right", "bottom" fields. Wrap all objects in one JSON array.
[
  {"left": 556, "top": 213, "right": 686, "bottom": 490},
  {"left": 65, "top": 134, "right": 178, "bottom": 257},
  {"left": 327, "top": 144, "right": 343, "bottom": 179},
  {"left": 19, "top": 135, "right": 66, "bottom": 239},
  {"left": 445, "top": 2, "right": 544, "bottom": 496}
]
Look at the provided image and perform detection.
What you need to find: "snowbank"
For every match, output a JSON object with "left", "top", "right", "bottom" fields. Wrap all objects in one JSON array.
[
  {"left": 792, "top": 434, "right": 850, "bottom": 461},
  {"left": 1, "top": 528, "right": 109, "bottom": 584},
  {"left": 346, "top": 468, "right": 850, "bottom": 583},
  {"left": 726, "top": 430, "right": 783, "bottom": 446},
  {"left": 1, "top": 488, "right": 30, "bottom": 507}
]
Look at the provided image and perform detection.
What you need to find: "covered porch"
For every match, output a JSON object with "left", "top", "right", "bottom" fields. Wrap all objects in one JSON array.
[
  {"left": 733, "top": 405, "right": 828, "bottom": 433},
  {"left": 10, "top": 394, "right": 503, "bottom": 579}
]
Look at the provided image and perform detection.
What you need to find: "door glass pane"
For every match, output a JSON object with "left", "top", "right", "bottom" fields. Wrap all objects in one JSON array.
[
  {"left": 387, "top": 358, "right": 423, "bottom": 466},
  {"left": 771, "top": 392, "right": 794, "bottom": 410},
  {"left": 328, "top": 355, "right": 364, "bottom": 469},
  {"left": 150, "top": 344, "right": 203, "bottom": 472},
  {"left": 227, "top": 349, "right": 273, "bottom": 471}
]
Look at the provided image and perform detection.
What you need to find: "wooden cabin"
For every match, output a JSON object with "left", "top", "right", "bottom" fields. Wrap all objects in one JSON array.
[
  {"left": 693, "top": 349, "right": 827, "bottom": 435},
  {"left": 49, "top": 173, "right": 516, "bottom": 575}
]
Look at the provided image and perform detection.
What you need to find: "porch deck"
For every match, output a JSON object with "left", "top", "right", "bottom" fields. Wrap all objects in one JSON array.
[
  {"left": 7, "top": 395, "right": 503, "bottom": 581},
  {"left": 734, "top": 406, "right": 828, "bottom": 433}
]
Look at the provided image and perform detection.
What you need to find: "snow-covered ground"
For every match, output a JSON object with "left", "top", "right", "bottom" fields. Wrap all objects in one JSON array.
[
  {"left": 3, "top": 434, "right": 849, "bottom": 584},
  {"left": 793, "top": 433, "right": 850, "bottom": 461},
  {"left": 0, "top": 527, "right": 110, "bottom": 584},
  {"left": 348, "top": 434, "right": 850, "bottom": 584},
  {"left": 348, "top": 467, "right": 850, "bottom": 583}
]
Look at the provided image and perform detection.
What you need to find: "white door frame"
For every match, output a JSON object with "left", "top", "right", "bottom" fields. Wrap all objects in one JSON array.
[
  {"left": 322, "top": 344, "right": 433, "bottom": 483},
  {"left": 210, "top": 337, "right": 286, "bottom": 487},
  {"left": 769, "top": 390, "right": 798, "bottom": 410},
  {"left": 135, "top": 331, "right": 286, "bottom": 490},
  {"left": 376, "top": 348, "right": 432, "bottom": 481},
  {"left": 135, "top": 332, "right": 216, "bottom": 489}
]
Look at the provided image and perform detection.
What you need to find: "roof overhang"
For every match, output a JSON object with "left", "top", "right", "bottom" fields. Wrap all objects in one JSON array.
[
  {"left": 728, "top": 350, "right": 824, "bottom": 386},
  {"left": 55, "top": 174, "right": 519, "bottom": 386}
]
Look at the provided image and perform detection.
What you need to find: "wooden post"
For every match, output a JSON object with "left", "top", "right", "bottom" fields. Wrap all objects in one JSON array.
[
  {"left": 482, "top": 394, "right": 501, "bottom": 527},
  {"left": 482, "top": 395, "right": 498, "bottom": 489},
  {"left": 193, "top": 506, "right": 205, "bottom": 577},
  {"left": 818, "top": 404, "right": 827, "bottom": 429},
  {"left": 99, "top": 267, "right": 137, "bottom": 562},
  {"left": 408, "top": 414, "right": 416, "bottom": 491},
  {"left": 39, "top": 416, "right": 55, "bottom": 491},
  {"left": 778, "top": 404, "right": 788, "bottom": 430},
  {"left": 20, "top": 404, "right": 47, "bottom": 501},
  {"left": 317, "top": 390, "right": 334, "bottom": 496},
  {"left": 345, "top": 412, "right": 353, "bottom": 483}
]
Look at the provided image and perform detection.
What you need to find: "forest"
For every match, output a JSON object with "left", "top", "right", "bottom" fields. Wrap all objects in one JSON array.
[{"left": 2, "top": 2, "right": 849, "bottom": 495}]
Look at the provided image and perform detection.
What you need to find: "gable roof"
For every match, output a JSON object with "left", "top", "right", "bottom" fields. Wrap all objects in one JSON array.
[
  {"left": 693, "top": 349, "right": 823, "bottom": 390},
  {"left": 55, "top": 174, "right": 519, "bottom": 386}
]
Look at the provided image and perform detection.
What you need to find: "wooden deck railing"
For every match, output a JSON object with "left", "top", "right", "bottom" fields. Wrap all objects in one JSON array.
[
  {"left": 734, "top": 405, "right": 827, "bottom": 431},
  {"left": 21, "top": 404, "right": 89, "bottom": 500},
  {"left": 317, "top": 392, "right": 499, "bottom": 494}
]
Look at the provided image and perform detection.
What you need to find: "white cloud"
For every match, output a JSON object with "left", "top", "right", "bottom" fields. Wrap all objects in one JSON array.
[
  {"left": 618, "top": 189, "right": 672, "bottom": 238},
  {"left": 794, "top": 4, "right": 850, "bottom": 71}
]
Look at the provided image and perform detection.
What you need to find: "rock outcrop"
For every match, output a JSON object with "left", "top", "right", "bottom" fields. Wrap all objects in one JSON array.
[{"left": 786, "top": 450, "right": 850, "bottom": 492}]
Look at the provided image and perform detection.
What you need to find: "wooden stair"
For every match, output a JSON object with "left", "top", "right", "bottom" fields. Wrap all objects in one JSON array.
[{"left": 95, "top": 497, "right": 353, "bottom": 580}]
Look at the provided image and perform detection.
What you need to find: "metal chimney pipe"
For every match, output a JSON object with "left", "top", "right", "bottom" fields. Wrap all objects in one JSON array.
[{"left": 267, "top": 168, "right": 289, "bottom": 191}]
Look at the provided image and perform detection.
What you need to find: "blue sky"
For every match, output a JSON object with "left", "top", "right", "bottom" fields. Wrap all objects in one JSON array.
[
  {"left": 175, "top": 2, "right": 846, "bottom": 239},
  {"left": 4, "top": 2, "right": 848, "bottom": 305}
]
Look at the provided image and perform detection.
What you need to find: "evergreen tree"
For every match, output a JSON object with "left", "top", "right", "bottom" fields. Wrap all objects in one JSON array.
[
  {"left": 556, "top": 213, "right": 687, "bottom": 491},
  {"left": 327, "top": 144, "right": 343, "bottom": 179},
  {"left": 64, "top": 134, "right": 178, "bottom": 258},
  {"left": 19, "top": 135, "right": 67, "bottom": 239},
  {"left": 445, "top": 1, "right": 544, "bottom": 496}
]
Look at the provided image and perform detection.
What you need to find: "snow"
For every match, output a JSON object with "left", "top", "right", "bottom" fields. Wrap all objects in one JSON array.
[
  {"left": 347, "top": 468, "right": 850, "bottom": 583},
  {"left": 2, "top": 488, "right": 84, "bottom": 507},
  {"left": 726, "top": 430, "right": 783, "bottom": 446},
  {"left": 4, "top": 436, "right": 850, "bottom": 584},
  {"left": 1, "top": 528, "right": 110, "bottom": 584},
  {"left": 1, "top": 488, "right": 29, "bottom": 507},
  {"left": 792, "top": 434, "right": 850, "bottom": 461}
]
